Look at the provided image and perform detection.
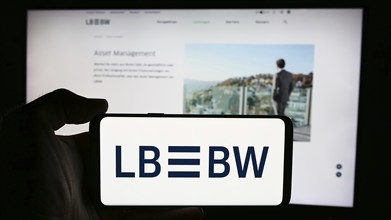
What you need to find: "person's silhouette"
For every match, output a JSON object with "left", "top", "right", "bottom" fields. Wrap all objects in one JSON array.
[{"left": 273, "top": 59, "right": 295, "bottom": 116}]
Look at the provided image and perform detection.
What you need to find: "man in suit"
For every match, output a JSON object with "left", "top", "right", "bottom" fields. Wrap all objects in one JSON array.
[{"left": 274, "top": 59, "right": 295, "bottom": 116}]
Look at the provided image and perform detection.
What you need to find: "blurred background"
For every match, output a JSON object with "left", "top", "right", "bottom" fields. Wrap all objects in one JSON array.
[{"left": 0, "top": 0, "right": 390, "bottom": 219}]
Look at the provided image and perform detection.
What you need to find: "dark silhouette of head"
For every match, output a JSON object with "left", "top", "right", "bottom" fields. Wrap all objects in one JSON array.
[{"left": 276, "top": 59, "right": 285, "bottom": 69}]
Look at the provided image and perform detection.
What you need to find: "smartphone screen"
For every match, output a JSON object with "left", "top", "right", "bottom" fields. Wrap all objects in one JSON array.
[{"left": 90, "top": 114, "right": 293, "bottom": 206}]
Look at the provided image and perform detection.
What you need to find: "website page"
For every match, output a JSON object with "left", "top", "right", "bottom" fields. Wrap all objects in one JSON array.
[{"left": 27, "top": 9, "right": 363, "bottom": 207}]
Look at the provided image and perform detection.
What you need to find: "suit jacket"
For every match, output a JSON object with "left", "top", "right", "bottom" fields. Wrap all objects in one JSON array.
[{"left": 275, "top": 69, "right": 294, "bottom": 103}]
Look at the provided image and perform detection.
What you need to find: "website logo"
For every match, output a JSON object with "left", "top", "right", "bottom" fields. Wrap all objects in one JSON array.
[{"left": 85, "top": 18, "right": 110, "bottom": 26}]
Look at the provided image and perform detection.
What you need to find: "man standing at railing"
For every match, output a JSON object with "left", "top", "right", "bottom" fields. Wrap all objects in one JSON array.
[{"left": 273, "top": 58, "right": 295, "bottom": 116}]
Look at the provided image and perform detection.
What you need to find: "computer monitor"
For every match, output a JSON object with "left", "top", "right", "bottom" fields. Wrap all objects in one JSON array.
[{"left": 25, "top": 2, "right": 364, "bottom": 217}]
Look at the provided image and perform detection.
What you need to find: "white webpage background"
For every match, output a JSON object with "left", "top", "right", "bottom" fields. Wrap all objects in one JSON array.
[{"left": 27, "top": 9, "right": 362, "bottom": 207}]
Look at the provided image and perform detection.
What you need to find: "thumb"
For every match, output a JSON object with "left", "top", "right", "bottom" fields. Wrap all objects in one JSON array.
[{"left": 27, "top": 88, "right": 108, "bottom": 130}]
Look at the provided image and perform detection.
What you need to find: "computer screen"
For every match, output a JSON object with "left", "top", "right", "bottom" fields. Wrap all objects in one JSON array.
[{"left": 26, "top": 7, "right": 363, "bottom": 208}]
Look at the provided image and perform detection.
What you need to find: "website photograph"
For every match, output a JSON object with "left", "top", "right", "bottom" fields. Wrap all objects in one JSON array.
[{"left": 184, "top": 44, "right": 314, "bottom": 141}]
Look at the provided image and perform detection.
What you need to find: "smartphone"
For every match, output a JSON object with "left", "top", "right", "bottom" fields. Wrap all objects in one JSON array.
[{"left": 90, "top": 114, "right": 293, "bottom": 206}]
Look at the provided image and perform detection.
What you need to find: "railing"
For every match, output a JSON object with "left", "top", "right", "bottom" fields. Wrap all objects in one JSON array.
[{"left": 184, "top": 85, "right": 311, "bottom": 127}]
